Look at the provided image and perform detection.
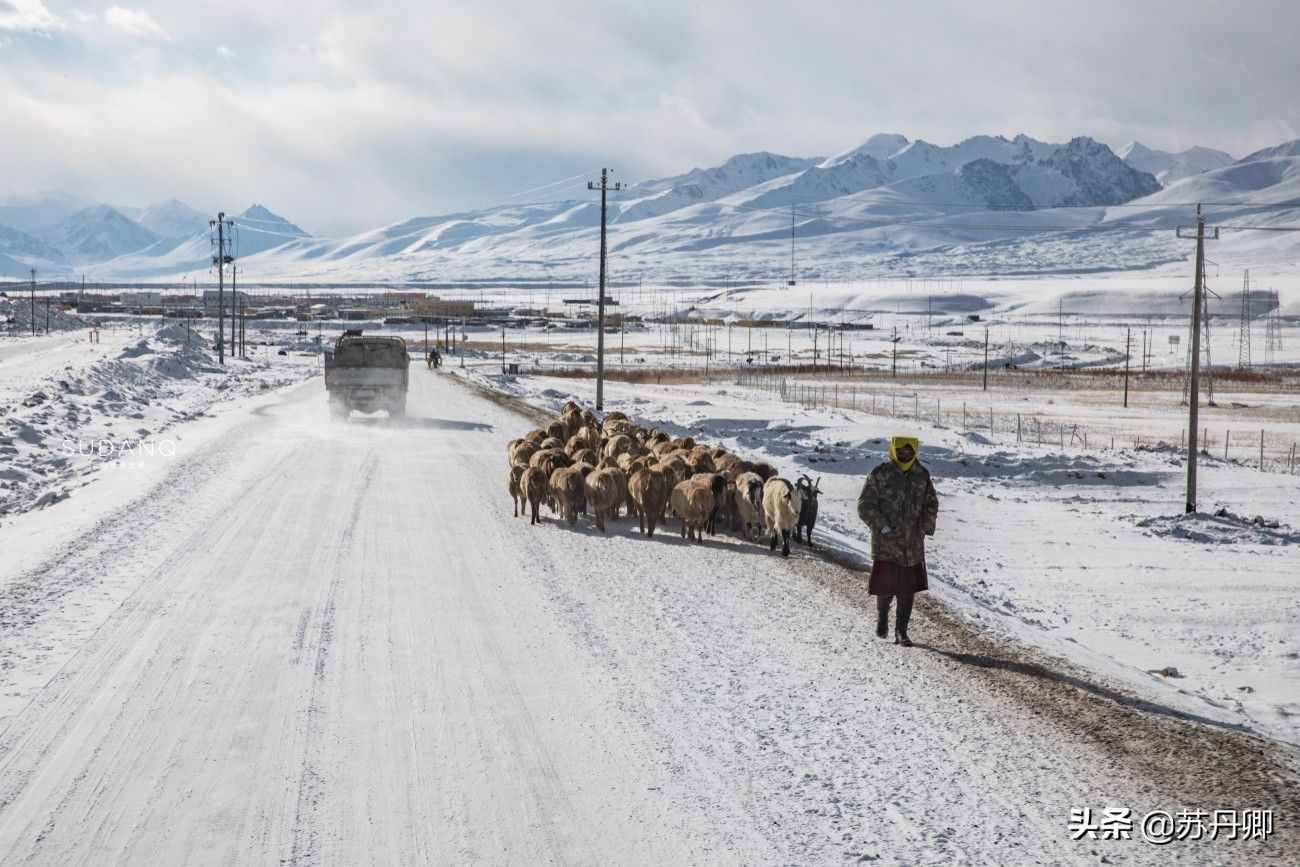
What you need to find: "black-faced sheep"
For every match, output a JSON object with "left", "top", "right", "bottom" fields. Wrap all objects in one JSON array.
[{"left": 733, "top": 471, "right": 766, "bottom": 539}]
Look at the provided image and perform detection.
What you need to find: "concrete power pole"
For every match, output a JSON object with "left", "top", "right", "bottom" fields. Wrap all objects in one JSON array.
[
  {"left": 209, "top": 213, "right": 235, "bottom": 365},
  {"left": 29, "top": 268, "right": 36, "bottom": 335},
  {"left": 1178, "top": 206, "right": 1219, "bottom": 513},
  {"left": 587, "top": 168, "right": 622, "bottom": 411}
]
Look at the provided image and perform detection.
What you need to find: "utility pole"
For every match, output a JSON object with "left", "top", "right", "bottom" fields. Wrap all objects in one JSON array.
[
  {"left": 1178, "top": 205, "right": 1219, "bottom": 513},
  {"left": 1236, "top": 269, "right": 1252, "bottom": 370},
  {"left": 588, "top": 168, "right": 622, "bottom": 410},
  {"left": 29, "top": 268, "right": 36, "bottom": 336},
  {"left": 788, "top": 203, "right": 796, "bottom": 287},
  {"left": 982, "top": 327, "right": 989, "bottom": 391},
  {"left": 210, "top": 213, "right": 235, "bottom": 365},
  {"left": 892, "top": 326, "right": 898, "bottom": 378},
  {"left": 1123, "top": 326, "right": 1131, "bottom": 408},
  {"left": 232, "top": 262, "right": 239, "bottom": 359}
]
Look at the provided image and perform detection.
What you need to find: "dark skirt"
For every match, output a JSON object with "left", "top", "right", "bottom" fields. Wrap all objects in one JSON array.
[{"left": 868, "top": 560, "right": 928, "bottom": 596}]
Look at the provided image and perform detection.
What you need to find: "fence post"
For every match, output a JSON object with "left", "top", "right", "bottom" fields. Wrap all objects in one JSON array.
[
  {"left": 963, "top": 402, "right": 967, "bottom": 430},
  {"left": 937, "top": 398, "right": 941, "bottom": 428},
  {"left": 1225, "top": 429, "right": 1230, "bottom": 460},
  {"left": 1260, "top": 429, "right": 1265, "bottom": 471},
  {"left": 1017, "top": 413, "right": 1022, "bottom": 443}
]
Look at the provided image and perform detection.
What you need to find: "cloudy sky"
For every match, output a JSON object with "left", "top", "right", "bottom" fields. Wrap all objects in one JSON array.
[{"left": 1, "top": 0, "right": 1297, "bottom": 235}]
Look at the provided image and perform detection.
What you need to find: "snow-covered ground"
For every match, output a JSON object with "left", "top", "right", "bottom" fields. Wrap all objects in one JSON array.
[
  {"left": 0, "top": 322, "right": 318, "bottom": 517},
  {"left": 0, "top": 364, "right": 1294, "bottom": 864},
  {"left": 463, "top": 363, "right": 1300, "bottom": 747}
]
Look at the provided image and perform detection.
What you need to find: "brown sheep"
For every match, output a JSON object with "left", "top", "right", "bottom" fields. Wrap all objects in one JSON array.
[
  {"left": 603, "top": 434, "right": 633, "bottom": 461},
  {"left": 604, "top": 411, "right": 629, "bottom": 422},
  {"left": 628, "top": 465, "right": 671, "bottom": 536},
  {"left": 585, "top": 467, "right": 627, "bottom": 532},
  {"left": 521, "top": 466, "right": 550, "bottom": 525},
  {"left": 560, "top": 409, "right": 584, "bottom": 439},
  {"left": 546, "top": 419, "right": 567, "bottom": 442},
  {"left": 549, "top": 466, "right": 585, "bottom": 526},
  {"left": 510, "top": 440, "right": 539, "bottom": 468},
  {"left": 659, "top": 454, "right": 691, "bottom": 486},
  {"left": 670, "top": 479, "right": 715, "bottom": 543},
  {"left": 689, "top": 472, "right": 729, "bottom": 535},
  {"left": 540, "top": 436, "right": 565, "bottom": 451},
  {"left": 686, "top": 451, "right": 716, "bottom": 475},
  {"left": 752, "top": 461, "right": 778, "bottom": 481},
  {"left": 524, "top": 428, "right": 548, "bottom": 446},
  {"left": 570, "top": 447, "right": 600, "bottom": 466},
  {"left": 508, "top": 464, "right": 527, "bottom": 517},
  {"left": 560, "top": 399, "right": 582, "bottom": 415}
]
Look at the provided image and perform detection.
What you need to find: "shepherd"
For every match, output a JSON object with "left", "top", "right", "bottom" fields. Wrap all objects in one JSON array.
[{"left": 856, "top": 436, "right": 938, "bottom": 647}]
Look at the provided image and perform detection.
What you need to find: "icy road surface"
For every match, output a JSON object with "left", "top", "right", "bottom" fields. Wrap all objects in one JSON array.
[{"left": 0, "top": 370, "right": 1295, "bottom": 865}]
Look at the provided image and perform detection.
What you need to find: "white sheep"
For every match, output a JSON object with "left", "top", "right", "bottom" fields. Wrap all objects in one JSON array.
[{"left": 762, "top": 477, "right": 803, "bottom": 557}]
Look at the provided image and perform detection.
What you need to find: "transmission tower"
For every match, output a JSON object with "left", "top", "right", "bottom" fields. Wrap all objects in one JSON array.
[
  {"left": 1236, "top": 269, "right": 1252, "bottom": 370},
  {"left": 1264, "top": 288, "right": 1282, "bottom": 365}
]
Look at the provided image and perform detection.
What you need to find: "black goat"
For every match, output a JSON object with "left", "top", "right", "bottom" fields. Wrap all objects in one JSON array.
[{"left": 794, "top": 475, "right": 821, "bottom": 546}]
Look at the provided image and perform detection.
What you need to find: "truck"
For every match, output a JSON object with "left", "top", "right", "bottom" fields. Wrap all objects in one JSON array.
[{"left": 323, "top": 330, "right": 410, "bottom": 419}]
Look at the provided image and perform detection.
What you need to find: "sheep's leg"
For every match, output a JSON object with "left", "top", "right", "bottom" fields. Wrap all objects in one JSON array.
[
  {"left": 781, "top": 529, "right": 790, "bottom": 557},
  {"left": 807, "top": 525, "right": 814, "bottom": 547},
  {"left": 769, "top": 529, "right": 778, "bottom": 552}
]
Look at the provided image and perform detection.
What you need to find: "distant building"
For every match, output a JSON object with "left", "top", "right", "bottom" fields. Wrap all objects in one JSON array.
[{"left": 202, "top": 290, "right": 250, "bottom": 312}]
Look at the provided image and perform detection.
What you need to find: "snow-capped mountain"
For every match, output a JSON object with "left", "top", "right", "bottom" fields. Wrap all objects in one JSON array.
[
  {"left": 40, "top": 205, "right": 160, "bottom": 265},
  {"left": 0, "top": 192, "right": 88, "bottom": 234},
  {"left": 81, "top": 203, "right": 313, "bottom": 279},
  {"left": 1118, "top": 142, "right": 1235, "bottom": 186},
  {"left": 0, "top": 223, "right": 67, "bottom": 266},
  {"left": 137, "top": 199, "right": 210, "bottom": 239},
  {"left": 617, "top": 152, "right": 821, "bottom": 222},
  {"left": 50, "top": 131, "right": 1300, "bottom": 284},
  {"left": 744, "top": 135, "right": 1155, "bottom": 211},
  {"left": 229, "top": 204, "right": 311, "bottom": 257},
  {"left": 1237, "top": 138, "right": 1300, "bottom": 163}
]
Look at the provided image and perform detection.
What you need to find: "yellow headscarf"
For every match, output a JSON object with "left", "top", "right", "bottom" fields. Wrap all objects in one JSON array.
[{"left": 889, "top": 436, "right": 920, "bottom": 472}]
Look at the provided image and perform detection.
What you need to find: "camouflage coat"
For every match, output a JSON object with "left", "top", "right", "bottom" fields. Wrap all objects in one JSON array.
[{"left": 856, "top": 460, "right": 939, "bottom": 567}]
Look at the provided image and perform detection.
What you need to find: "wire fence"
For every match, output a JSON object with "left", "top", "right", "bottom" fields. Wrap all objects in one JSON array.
[{"left": 735, "top": 368, "right": 1300, "bottom": 477}]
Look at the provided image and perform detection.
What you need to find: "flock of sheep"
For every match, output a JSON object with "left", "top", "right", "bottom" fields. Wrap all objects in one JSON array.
[{"left": 506, "top": 400, "right": 821, "bottom": 555}]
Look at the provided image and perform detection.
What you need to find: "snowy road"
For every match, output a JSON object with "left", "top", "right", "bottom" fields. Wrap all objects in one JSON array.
[{"left": 0, "top": 370, "right": 1295, "bottom": 865}]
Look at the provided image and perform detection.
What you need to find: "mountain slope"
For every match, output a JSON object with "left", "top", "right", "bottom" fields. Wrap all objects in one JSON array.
[
  {"left": 81, "top": 133, "right": 1300, "bottom": 283},
  {"left": 137, "top": 199, "right": 210, "bottom": 239},
  {"left": 41, "top": 206, "right": 159, "bottom": 264},
  {"left": 1119, "top": 142, "right": 1234, "bottom": 185}
]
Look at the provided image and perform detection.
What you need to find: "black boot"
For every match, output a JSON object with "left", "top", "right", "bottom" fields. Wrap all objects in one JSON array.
[
  {"left": 875, "top": 595, "right": 890, "bottom": 639},
  {"left": 895, "top": 591, "right": 914, "bottom": 647}
]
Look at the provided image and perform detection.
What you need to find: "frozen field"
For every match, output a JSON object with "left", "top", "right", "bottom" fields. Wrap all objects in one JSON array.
[{"left": 464, "top": 361, "right": 1300, "bottom": 747}]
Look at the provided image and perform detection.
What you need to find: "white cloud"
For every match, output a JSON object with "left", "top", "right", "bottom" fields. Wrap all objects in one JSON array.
[
  {"left": 0, "top": 0, "right": 1297, "bottom": 235},
  {"left": 0, "top": 0, "right": 62, "bottom": 33},
  {"left": 104, "top": 6, "right": 169, "bottom": 40}
]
